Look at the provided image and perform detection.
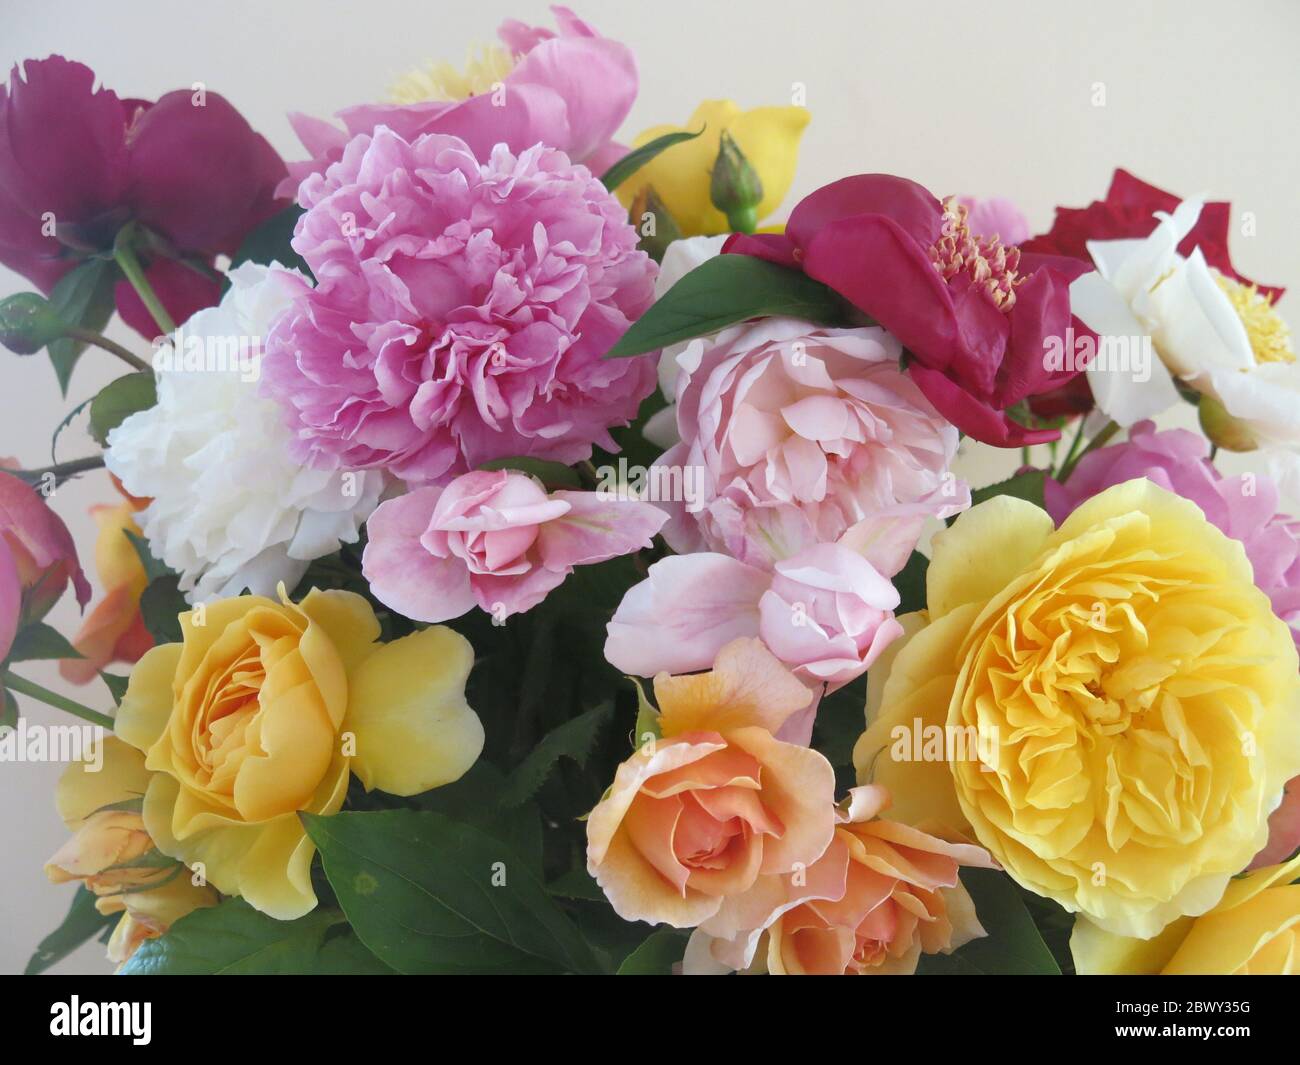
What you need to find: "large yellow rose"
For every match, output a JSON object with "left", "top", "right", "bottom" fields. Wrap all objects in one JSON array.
[
  {"left": 115, "top": 587, "right": 482, "bottom": 919},
  {"left": 1072, "top": 853, "right": 1300, "bottom": 974},
  {"left": 617, "top": 100, "right": 809, "bottom": 237},
  {"left": 854, "top": 479, "right": 1300, "bottom": 938}
]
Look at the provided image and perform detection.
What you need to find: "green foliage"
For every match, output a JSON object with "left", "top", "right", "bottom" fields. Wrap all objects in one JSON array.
[
  {"left": 26, "top": 886, "right": 118, "bottom": 975},
  {"left": 46, "top": 258, "right": 119, "bottom": 393},
  {"left": 88, "top": 371, "right": 156, "bottom": 445},
  {"left": 599, "top": 128, "right": 704, "bottom": 192}
]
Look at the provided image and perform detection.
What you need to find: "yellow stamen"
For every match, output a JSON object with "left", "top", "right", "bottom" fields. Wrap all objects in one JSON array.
[
  {"left": 1215, "top": 273, "right": 1294, "bottom": 365},
  {"left": 389, "top": 43, "right": 515, "bottom": 104}
]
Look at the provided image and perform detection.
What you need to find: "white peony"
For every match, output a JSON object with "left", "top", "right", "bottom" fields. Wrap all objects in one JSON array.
[
  {"left": 641, "top": 235, "right": 728, "bottom": 449},
  {"left": 1071, "top": 198, "right": 1299, "bottom": 455},
  {"left": 105, "top": 262, "right": 385, "bottom": 603}
]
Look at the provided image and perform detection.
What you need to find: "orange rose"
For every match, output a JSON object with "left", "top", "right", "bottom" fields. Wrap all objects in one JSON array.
[
  {"left": 60, "top": 481, "right": 152, "bottom": 684},
  {"left": 586, "top": 638, "right": 836, "bottom": 927}
]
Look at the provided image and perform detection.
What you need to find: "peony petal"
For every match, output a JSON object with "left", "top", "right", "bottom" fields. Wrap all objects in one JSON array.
[{"left": 537, "top": 491, "right": 666, "bottom": 569}]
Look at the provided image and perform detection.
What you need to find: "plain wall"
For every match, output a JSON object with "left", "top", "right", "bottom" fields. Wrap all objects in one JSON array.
[{"left": 1, "top": 0, "right": 1296, "bottom": 974}]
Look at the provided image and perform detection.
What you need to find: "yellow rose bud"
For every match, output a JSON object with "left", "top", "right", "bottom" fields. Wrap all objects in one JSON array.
[
  {"left": 115, "top": 586, "right": 483, "bottom": 920},
  {"left": 103, "top": 875, "right": 219, "bottom": 968},
  {"left": 617, "top": 100, "right": 809, "bottom": 237},
  {"left": 854, "top": 480, "right": 1300, "bottom": 938},
  {"left": 1072, "top": 853, "right": 1300, "bottom": 974}
]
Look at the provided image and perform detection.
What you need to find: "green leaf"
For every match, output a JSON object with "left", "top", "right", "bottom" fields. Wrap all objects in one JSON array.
[
  {"left": 617, "top": 928, "right": 688, "bottom": 974},
  {"left": 226, "top": 205, "right": 311, "bottom": 281},
  {"left": 894, "top": 549, "right": 929, "bottom": 615},
  {"left": 607, "top": 255, "right": 852, "bottom": 358},
  {"left": 123, "top": 529, "right": 175, "bottom": 583},
  {"left": 304, "top": 809, "right": 601, "bottom": 974},
  {"left": 411, "top": 760, "right": 543, "bottom": 874},
  {"left": 6, "top": 621, "right": 81, "bottom": 662},
  {"left": 811, "top": 674, "right": 866, "bottom": 789},
  {"left": 968, "top": 469, "right": 1046, "bottom": 511},
  {"left": 546, "top": 866, "right": 605, "bottom": 903},
  {"left": 121, "top": 898, "right": 391, "bottom": 975},
  {"left": 46, "top": 259, "right": 119, "bottom": 394},
  {"left": 50, "top": 396, "right": 93, "bottom": 464},
  {"left": 138, "top": 575, "right": 187, "bottom": 644},
  {"left": 499, "top": 701, "right": 614, "bottom": 808},
  {"left": 478, "top": 456, "right": 582, "bottom": 489},
  {"left": 88, "top": 371, "right": 156, "bottom": 446},
  {"left": 99, "top": 671, "right": 130, "bottom": 704},
  {"left": 600, "top": 128, "right": 704, "bottom": 192},
  {"left": 630, "top": 676, "right": 660, "bottom": 748},
  {"left": 26, "top": 886, "right": 118, "bottom": 975},
  {"left": 916, "top": 868, "right": 1061, "bottom": 975}
]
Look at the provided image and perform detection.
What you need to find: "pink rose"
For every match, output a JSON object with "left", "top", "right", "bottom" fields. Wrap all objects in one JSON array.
[
  {"left": 0, "top": 470, "right": 90, "bottom": 659},
  {"left": 362, "top": 469, "right": 666, "bottom": 622},
  {"left": 658, "top": 318, "right": 968, "bottom": 577},
  {"left": 279, "top": 6, "right": 636, "bottom": 197},
  {"left": 606, "top": 543, "right": 902, "bottom": 691}
]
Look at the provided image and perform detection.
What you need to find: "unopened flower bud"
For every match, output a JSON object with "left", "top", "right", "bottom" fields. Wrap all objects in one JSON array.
[
  {"left": 709, "top": 131, "right": 763, "bottom": 234},
  {"left": 1198, "top": 394, "right": 1258, "bottom": 453},
  {"left": 0, "top": 292, "right": 66, "bottom": 356},
  {"left": 630, "top": 184, "right": 682, "bottom": 262}
]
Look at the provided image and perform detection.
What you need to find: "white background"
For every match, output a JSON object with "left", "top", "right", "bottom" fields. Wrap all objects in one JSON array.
[{"left": 0, "top": 0, "right": 1297, "bottom": 974}]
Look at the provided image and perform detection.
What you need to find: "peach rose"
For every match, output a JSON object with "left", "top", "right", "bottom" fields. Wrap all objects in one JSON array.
[
  {"left": 586, "top": 638, "right": 836, "bottom": 927},
  {"left": 685, "top": 784, "right": 995, "bottom": 974},
  {"left": 45, "top": 735, "right": 218, "bottom": 967}
]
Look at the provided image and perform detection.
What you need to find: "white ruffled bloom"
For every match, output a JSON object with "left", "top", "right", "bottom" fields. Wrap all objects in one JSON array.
[
  {"left": 106, "top": 262, "right": 384, "bottom": 602},
  {"left": 1071, "top": 198, "right": 1299, "bottom": 454},
  {"left": 641, "top": 235, "right": 728, "bottom": 449}
]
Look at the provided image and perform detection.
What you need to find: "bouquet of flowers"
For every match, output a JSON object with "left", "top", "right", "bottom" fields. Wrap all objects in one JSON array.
[{"left": 6, "top": 7, "right": 1299, "bottom": 977}]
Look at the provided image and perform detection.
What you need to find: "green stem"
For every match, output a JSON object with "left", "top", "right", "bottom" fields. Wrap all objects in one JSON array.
[
  {"left": 65, "top": 326, "right": 150, "bottom": 372},
  {"left": 14, "top": 455, "right": 106, "bottom": 487},
  {"left": 113, "top": 239, "right": 175, "bottom": 336},
  {"left": 1055, "top": 417, "right": 1090, "bottom": 480},
  {"left": 1057, "top": 420, "right": 1120, "bottom": 483},
  {"left": 3, "top": 671, "right": 115, "bottom": 729}
]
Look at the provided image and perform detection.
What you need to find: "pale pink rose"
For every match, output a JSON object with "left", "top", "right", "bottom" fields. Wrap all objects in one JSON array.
[
  {"left": 606, "top": 543, "right": 902, "bottom": 690},
  {"left": 586, "top": 639, "right": 837, "bottom": 928},
  {"left": 684, "top": 784, "right": 996, "bottom": 975},
  {"left": 659, "top": 318, "right": 968, "bottom": 576},
  {"left": 362, "top": 469, "right": 666, "bottom": 622}
]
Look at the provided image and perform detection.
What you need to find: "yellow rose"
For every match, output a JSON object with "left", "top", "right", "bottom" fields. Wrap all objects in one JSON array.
[
  {"left": 854, "top": 479, "right": 1300, "bottom": 938},
  {"left": 617, "top": 100, "right": 809, "bottom": 237},
  {"left": 1072, "top": 853, "right": 1300, "bottom": 974},
  {"left": 115, "top": 587, "right": 482, "bottom": 920},
  {"left": 46, "top": 735, "right": 219, "bottom": 966}
]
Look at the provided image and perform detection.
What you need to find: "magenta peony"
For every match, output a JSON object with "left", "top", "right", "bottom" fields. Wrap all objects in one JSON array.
[
  {"left": 657, "top": 318, "right": 968, "bottom": 577},
  {"left": 279, "top": 6, "right": 636, "bottom": 197},
  {"left": 263, "top": 130, "right": 658, "bottom": 484}
]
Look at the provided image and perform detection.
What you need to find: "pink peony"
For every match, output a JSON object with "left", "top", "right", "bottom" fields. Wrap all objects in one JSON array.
[
  {"left": 658, "top": 318, "right": 968, "bottom": 577},
  {"left": 263, "top": 131, "right": 658, "bottom": 484},
  {"left": 956, "top": 195, "right": 1030, "bottom": 246},
  {"left": 279, "top": 6, "right": 636, "bottom": 197},
  {"left": 362, "top": 469, "right": 666, "bottom": 622},
  {"left": 605, "top": 544, "right": 903, "bottom": 690},
  {"left": 1045, "top": 420, "right": 1300, "bottom": 647}
]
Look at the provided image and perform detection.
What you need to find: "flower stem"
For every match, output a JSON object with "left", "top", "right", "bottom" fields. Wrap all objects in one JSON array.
[
  {"left": 65, "top": 326, "right": 150, "bottom": 372},
  {"left": 1057, "top": 420, "right": 1120, "bottom": 483},
  {"left": 113, "top": 238, "right": 176, "bottom": 337},
  {"left": 3, "top": 671, "right": 115, "bottom": 729},
  {"left": 13, "top": 455, "right": 106, "bottom": 487}
]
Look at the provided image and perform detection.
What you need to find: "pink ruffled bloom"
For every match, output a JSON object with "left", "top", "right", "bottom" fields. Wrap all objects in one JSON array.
[
  {"left": 0, "top": 470, "right": 90, "bottom": 660},
  {"left": 362, "top": 470, "right": 666, "bottom": 622},
  {"left": 658, "top": 318, "right": 969, "bottom": 575},
  {"left": 279, "top": 7, "right": 636, "bottom": 197},
  {"left": 606, "top": 546, "right": 902, "bottom": 691},
  {"left": 956, "top": 195, "right": 1031, "bottom": 246},
  {"left": 263, "top": 131, "right": 658, "bottom": 484}
]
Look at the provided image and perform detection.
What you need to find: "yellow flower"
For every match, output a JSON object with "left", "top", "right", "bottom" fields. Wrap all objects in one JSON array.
[
  {"left": 617, "top": 100, "right": 809, "bottom": 237},
  {"left": 45, "top": 735, "right": 218, "bottom": 967},
  {"left": 853, "top": 479, "right": 1300, "bottom": 938},
  {"left": 115, "top": 587, "right": 482, "bottom": 920},
  {"left": 1072, "top": 853, "right": 1300, "bottom": 974},
  {"left": 389, "top": 43, "right": 515, "bottom": 104}
]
